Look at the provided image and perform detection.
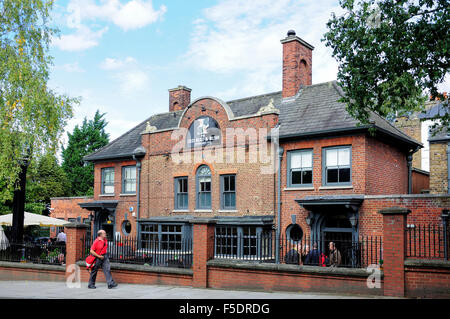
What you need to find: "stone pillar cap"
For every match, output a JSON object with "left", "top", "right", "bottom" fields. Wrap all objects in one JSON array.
[{"left": 378, "top": 207, "right": 411, "bottom": 215}]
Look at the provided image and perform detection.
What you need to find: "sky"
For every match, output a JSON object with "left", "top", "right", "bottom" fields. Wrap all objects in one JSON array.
[{"left": 48, "top": 0, "right": 449, "bottom": 147}]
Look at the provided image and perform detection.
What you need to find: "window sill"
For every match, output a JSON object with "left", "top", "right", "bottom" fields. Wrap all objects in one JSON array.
[
  {"left": 172, "top": 210, "right": 190, "bottom": 213},
  {"left": 194, "top": 209, "right": 213, "bottom": 213},
  {"left": 319, "top": 185, "right": 353, "bottom": 190},
  {"left": 218, "top": 210, "right": 238, "bottom": 213},
  {"left": 120, "top": 193, "right": 136, "bottom": 197},
  {"left": 284, "top": 187, "right": 315, "bottom": 191},
  {"left": 99, "top": 194, "right": 115, "bottom": 197}
]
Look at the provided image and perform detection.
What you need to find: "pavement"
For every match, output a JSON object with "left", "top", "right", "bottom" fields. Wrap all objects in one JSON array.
[{"left": 0, "top": 280, "right": 389, "bottom": 299}]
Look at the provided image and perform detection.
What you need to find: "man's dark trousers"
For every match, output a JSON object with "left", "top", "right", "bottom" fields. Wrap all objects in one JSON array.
[{"left": 88, "top": 254, "right": 116, "bottom": 287}]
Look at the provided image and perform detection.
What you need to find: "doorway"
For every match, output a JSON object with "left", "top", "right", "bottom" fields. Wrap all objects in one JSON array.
[
  {"left": 95, "top": 210, "right": 115, "bottom": 240},
  {"left": 321, "top": 214, "right": 358, "bottom": 267}
]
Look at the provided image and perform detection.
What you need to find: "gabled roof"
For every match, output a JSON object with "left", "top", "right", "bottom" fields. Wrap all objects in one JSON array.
[
  {"left": 84, "top": 80, "right": 421, "bottom": 162},
  {"left": 276, "top": 81, "right": 421, "bottom": 149},
  {"left": 83, "top": 111, "right": 183, "bottom": 162}
]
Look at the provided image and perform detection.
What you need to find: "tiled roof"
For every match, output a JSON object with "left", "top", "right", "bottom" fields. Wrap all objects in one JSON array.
[
  {"left": 84, "top": 81, "right": 421, "bottom": 162},
  {"left": 83, "top": 111, "right": 183, "bottom": 161},
  {"left": 276, "top": 81, "right": 420, "bottom": 147}
]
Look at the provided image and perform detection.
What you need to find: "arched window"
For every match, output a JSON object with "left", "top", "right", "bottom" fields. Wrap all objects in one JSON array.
[{"left": 196, "top": 165, "right": 212, "bottom": 209}]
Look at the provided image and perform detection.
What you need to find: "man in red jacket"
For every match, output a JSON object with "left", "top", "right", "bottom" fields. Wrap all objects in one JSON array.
[{"left": 88, "top": 230, "right": 118, "bottom": 289}]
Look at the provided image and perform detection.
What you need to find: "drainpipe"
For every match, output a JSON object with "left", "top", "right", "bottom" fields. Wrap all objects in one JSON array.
[
  {"left": 407, "top": 146, "right": 421, "bottom": 194},
  {"left": 133, "top": 156, "right": 142, "bottom": 241},
  {"left": 132, "top": 146, "right": 146, "bottom": 243},
  {"left": 447, "top": 143, "right": 450, "bottom": 194},
  {"left": 275, "top": 138, "right": 284, "bottom": 264},
  {"left": 407, "top": 152, "right": 413, "bottom": 194}
]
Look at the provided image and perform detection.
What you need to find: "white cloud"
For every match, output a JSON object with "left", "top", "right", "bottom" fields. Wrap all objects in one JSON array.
[
  {"left": 52, "top": 25, "right": 108, "bottom": 51},
  {"left": 53, "top": 0, "right": 166, "bottom": 51},
  {"left": 100, "top": 57, "right": 137, "bottom": 70},
  {"left": 55, "top": 62, "right": 86, "bottom": 73},
  {"left": 100, "top": 56, "right": 150, "bottom": 94},
  {"left": 111, "top": 0, "right": 167, "bottom": 31},
  {"left": 66, "top": 0, "right": 166, "bottom": 31},
  {"left": 186, "top": 0, "right": 343, "bottom": 99}
]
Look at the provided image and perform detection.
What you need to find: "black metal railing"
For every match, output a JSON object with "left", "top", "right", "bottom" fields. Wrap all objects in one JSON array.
[
  {"left": 81, "top": 236, "right": 193, "bottom": 269},
  {"left": 406, "top": 223, "right": 449, "bottom": 260},
  {"left": 0, "top": 239, "right": 66, "bottom": 265},
  {"left": 279, "top": 235, "right": 383, "bottom": 268},
  {"left": 213, "top": 231, "right": 383, "bottom": 268}
]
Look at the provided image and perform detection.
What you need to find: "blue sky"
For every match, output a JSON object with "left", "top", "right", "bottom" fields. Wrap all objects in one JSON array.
[{"left": 48, "top": 0, "right": 449, "bottom": 146}]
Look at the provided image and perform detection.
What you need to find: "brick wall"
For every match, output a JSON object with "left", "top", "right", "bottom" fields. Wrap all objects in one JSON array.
[
  {"left": 394, "top": 117, "right": 422, "bottom": 169},
  {"left": 404, "top": 260, "right": 450, "bottom": 298},
  {"left": 207, "top": 263, "right": 383, "bottom": 296},
  {"left": 429, "top": 142, "right": 448, "bottom": 194}
]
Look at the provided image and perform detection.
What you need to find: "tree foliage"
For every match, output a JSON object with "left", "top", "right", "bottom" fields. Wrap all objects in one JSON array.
[
  {"left": 0, "top": 0, "right": 77, "bottom": 202},
  {"left": 26, "top": 152, "right": 69, "bottom": 204},
  {"left": 323, "top": 0, "right": 449, "bottom": 128},
  {"left": 62, "top": 110, "right": 109, "bottom": 196}
]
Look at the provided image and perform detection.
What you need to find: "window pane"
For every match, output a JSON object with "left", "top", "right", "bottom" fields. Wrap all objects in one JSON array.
[
  {"left": 326, "top": 149, "right": 338, "bottom": 166},
  {"left": 338, "top": 148, "right": 350, "bottom": 166},
  {"left": 291, "top": 170, "right": 302, "bottom": 185},
  {"left": 301, "top": 152, "right": 312, "bottom": 168},
  {"left": 290, "top": 152, "right": 302, "bottom": 169},
  {"left": 339, "top": 168, "right": 351, "bottom": 183},
  {"left": 327, "top": 168, "right": 338, "bottom": 183},
  {"left": 198, "top": 166, "right": 211, "bottom": 176},
  {"left": 104, "top": 185, "right": 114, "bottom": 194},
  {"left": 224, "top": 176, "right": 230, "bottom": 192},
  {"left": 229, "top": 176, "right": 235, "bottom": 191},
  {"left": 302, "top": 170, "right": 312, "bottom": 184}
]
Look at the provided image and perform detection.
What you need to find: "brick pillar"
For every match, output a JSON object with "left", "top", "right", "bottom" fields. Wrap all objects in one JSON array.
[
  {"left": 379, "top": 207, "right": 410, "bottom": 297},
  {"left": 191, "top": 219, "right": 216, "bottom": 288},
  {"left": 65, "top": 223, "right": 89, "bottom": 272}
]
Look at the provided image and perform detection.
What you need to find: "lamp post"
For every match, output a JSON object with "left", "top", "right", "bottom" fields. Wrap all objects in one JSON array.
[{"left": 11, "top": 156, "right": 30, "bottom": 242}]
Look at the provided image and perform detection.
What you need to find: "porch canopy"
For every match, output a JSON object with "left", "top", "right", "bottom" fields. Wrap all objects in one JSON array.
[
  {"left": 78, "top": 200, "right": 118, "bottom": 212},
  {"left": 295, "top": 195, "right": 364, "bottom": 213},
  {"left": 295, "top": 195, "right": 365, "bottom": 241}
]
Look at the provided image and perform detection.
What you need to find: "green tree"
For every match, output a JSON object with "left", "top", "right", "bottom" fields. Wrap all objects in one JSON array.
[
  {"left": 26, "top": 152, "right": 70, "bottom": 204},
  {"left": 62, "top": 110, "right": 109, "bottom": 196},
  {"left": 323, "top": 0, "right": 449, "bottom": 128},
  {"left": 0, "top": 0, "right": 77, "bottom": 203}
]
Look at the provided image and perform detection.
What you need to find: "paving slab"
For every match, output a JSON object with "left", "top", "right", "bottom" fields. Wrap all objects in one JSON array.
[{"left": 0, "top": 281, "right": 390, "bottom": 299}]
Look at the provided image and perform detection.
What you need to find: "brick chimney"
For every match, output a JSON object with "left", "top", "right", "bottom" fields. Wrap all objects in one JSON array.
[
  {"left": 281, "top": 30, "right": 314, "bottom": 98},
  {"left": 169, "top": 85, "right": 192, "bottom": 112}
]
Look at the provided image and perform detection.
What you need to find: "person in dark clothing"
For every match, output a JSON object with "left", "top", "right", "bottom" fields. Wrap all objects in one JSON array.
[
  {"left": 284, "top": 246, "right": 300, "bottom": 265},
  {"left": 304, "top": 242, "right": 321, "bottom": 265}
]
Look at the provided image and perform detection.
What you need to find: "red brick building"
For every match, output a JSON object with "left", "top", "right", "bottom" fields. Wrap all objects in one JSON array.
[{"left": 52, "top": 30, "right": 434, "bottom": 258}]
